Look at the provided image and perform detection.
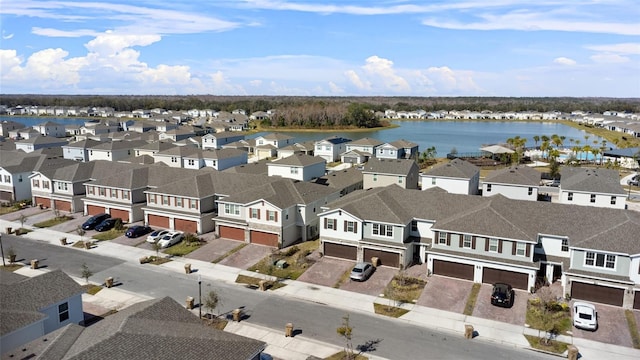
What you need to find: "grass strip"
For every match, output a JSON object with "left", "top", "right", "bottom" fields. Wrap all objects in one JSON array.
[
  {"left": 212, "top": 243, "right": 247, "bottom": 263},
  {"left": 625, "top": 309, "right": 640, "bottom": 349},
  {"left": 463, "top": 283, "right": 481, "bottom": 316},
  {"left": 524, "top": 334, "right": 569, "bottom": 354},
  {"left": 373, "top": 303, "right": 410, "bottom": 318}
]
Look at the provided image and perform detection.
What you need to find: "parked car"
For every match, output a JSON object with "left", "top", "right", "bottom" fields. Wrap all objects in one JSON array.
[
  {"left": 126, "top": 225, "right": 152, "bottom": 238},
  {"left": 94, "top": 218, "right": 120, "bottom": 232},
  {"left": 573, "top": 302, "right": 597, "bottom": 331},
  {"left": 157, "top": 231, "right": 184, "bottom": 248},
  {"left": 146, "top": 229, "right": 170, "bottom": 243},
  {"left": 81, "top": 213, "right": 110, "bottom": 230},
  {"left": 350, "top": 262, "right": 374, "bottom": 281},
  {"left": 491, "top": 283, "right": 514, "bottom": 308},
  {"left": 629, "top": 174, "right": 639, "bottom": 186}
]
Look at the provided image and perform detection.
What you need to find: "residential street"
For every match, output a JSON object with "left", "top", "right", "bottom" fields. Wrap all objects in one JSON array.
[{"left": 2, "top": 234, "right": 557, "bottom": 360}]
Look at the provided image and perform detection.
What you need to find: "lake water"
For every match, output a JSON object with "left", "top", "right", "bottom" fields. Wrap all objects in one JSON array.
[{"left": 3, "top": 116, "right": 607, "bottom": 156}]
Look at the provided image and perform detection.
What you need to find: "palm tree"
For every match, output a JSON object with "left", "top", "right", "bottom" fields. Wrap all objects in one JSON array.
[
  {"left": 533, "top": 135, "right": 540, "bottom": 148},
  {"left": 540, "top": 141, "right": 550, "bottom": 160},
  {"left": 541, "top": 135, "right": 550, "bottom": 143}
]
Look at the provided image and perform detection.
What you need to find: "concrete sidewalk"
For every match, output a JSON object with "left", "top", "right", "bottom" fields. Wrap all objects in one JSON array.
[{"left": 3, "top": 217, "right": 640, "bottom": 360}]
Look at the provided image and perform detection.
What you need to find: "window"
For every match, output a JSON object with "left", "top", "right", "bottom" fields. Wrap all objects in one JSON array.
[
  {"left": 224, "top": 203, "right": 240, "bottom": 215},
  {"left": 111, "top": 189, "right": 118, "bottom": 198},
  {"left": 561, "top": 238, "right": 569, "bottom": 252},
  {"left": 585, "top": 252, "right": 616, "bottom": 269},
  {"left": 463, "top": 235, "right": 472, "bottom": 248},
  {"left": 88, "top": 186, "right": 94, "bottom": 195},
  {"left": 373, "top": 223, "right": 393, "bottom": 237},
  {"left": 56, "top": 182, "right": 68, "bottom": 191},
  {"left": 486, "top": 184, "right": 492, "bottom": 192},
  {"left": 32, "top": 179, "right": 40, "bottom": 187},
  {"left": 345, "top": 221, "right": 357, "bottom": 233},
  {"left": 250, "top": 208, "right": 260, "bottom": 219},
  {"left": 568, "top": 192, "right": 573, "bottom": 201},
  {"left": 171, "top": 157, "right": 177, "bottom": 163},
  {"left": 411, "top": 220, "right": 418, "bottom": 232},
  {"left": 438, "top": 232, "right": 447, "bottom": 244},
  {"left": 488, "top": 238, "right": 499, "bottom": 252},
  {"left": 431, "top": 178, "right": 436, "bottom": 185},
  {"left": 267, "top": 210, "right": 277, "bottom": 221},
  {"left": 590, "top": 194, "right": 596, "bottom": 203},
  {"left": 3, "top": 175, "right": 9, "bottom": 183},
  {"left": 99, "top": 188, "right": 105, "bottom": 196},
  {"left": 291, "top": 167, "right": 299, "bottom": 174},
  {"left": 176, "top": 197, "right": 182, "bottom": 207},
  {"left": 188, "top": 159, "right": 195, "bottom": 166},
  {"left": 162, "top": 196, "right": 169, "bottom": 205},
  {"left": 149, "top": 195, "right": 156, "bottom": 203},
  {"left": 516, "top": 242, "right": 526, "bottom": 256},
  {"left": 190, "top": 199, "right": 198, "bottom": 209},
  {"left": 324, "top": 218, "right": 336, "bottom": 230},
  {"left": 610, "top": 196, "right": 616, "bottom": 205},
  {"left": 43, "top": 180, "right": 49, "bottom": 189},
  {"left": 58, "top": 302, "right": 69, "bottom": 322},
  {"left": 398, "top": 176, "right": 403, "bottom": 184},
  {"left": 316, "top": 145, "right": 322, "bottom": 151},
  {"left": 373, "top": 174, "right": 377, "bottom": 182},
  {"left": 325, "top": 145, "right": 330, "bottom": 151},
  {"left": 122, "top": 191, "right": 129, "bottom": 200},
  {"left": 528, "top": 187, "right": 533, "bottom": 195}
]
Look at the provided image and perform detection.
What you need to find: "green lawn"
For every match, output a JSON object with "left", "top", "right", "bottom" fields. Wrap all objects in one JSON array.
[
  {"left": 525, "top": 298, "right": 572, "bottom": 335},
  {"left": 373, "top": 303, "right": 409, "bottom": 318},
  {"left": 463, "top": 283, "right": 481, "bottom": 316},
  {"left": 383, "top": 274, "right": 426, "bottom": 304},
  {"left": 92, "top": 229, "right": 126, "bottom": 241},
  {"left": 524, "top": 334, "right": 569, "bottom": 354},
  {"left": 33, "top": 215, "right": 73, "bottom": 228},
  {"left": 163, "top": 240, "right": 204, "bottom": 257},
  {"left": 247, "top": 241, "right": 319, "bottom": 280}
]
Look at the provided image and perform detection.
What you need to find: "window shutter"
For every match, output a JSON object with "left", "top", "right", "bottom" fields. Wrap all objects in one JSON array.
[
  {"left": 344, "top": 220, "right": 348, "bottom": 232},
  {"left": 485, "top": 239, "right": 489, "bottom": 251},
  {"left": 459, "top": 236, "right": 463, "bottom": 247},
  {"left": 446, "top": 233, "right": 451, "bottom": 246},
  {"left": 274, "top": 211, "right": 278, "bottom": 222},
  {"left": 526, "top": 244, "right": 531, "bottom": 257},
  {"left": 324, "top": 218, "right": 327, "bottom": 229},
  {"left": 333, "top": 219, "right": 337, "bottom": 230},
  {"left": 498, "top": 240, "right": 503, "bottom": 253},
  {"left": 354, "top": 222, "right": 358, "bottom": 234},
  {"left": 472, "top": 237, "right": 476, "bottom": 249},
  {"left": 512, "top": 242, "right": 517, "bottom": 255},
  {"left": 258, "top": 209, "right": 261, "bottom": 220}
]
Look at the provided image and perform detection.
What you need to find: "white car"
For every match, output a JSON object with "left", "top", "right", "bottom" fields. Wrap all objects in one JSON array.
[
  {"left": 157, "top": 231, "right": 184, "bottom": 248},
  {"left": 573, "top": 302, "right": 597, "bottom": 331},
  {"left": 146, "top": 229, "right": 169, "bottom": 243}
]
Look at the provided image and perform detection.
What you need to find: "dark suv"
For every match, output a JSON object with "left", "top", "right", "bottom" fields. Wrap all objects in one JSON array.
[
  {"left": 491, "top": 283, "right": 514, "bottom": 308},
  {"left": 82, "top": 213, "right": 110, "bottom": 230}
]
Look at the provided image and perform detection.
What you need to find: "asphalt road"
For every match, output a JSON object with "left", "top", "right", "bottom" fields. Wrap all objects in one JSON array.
[{"left": 2, "top": 235, "right": 556, "bottom": 360}]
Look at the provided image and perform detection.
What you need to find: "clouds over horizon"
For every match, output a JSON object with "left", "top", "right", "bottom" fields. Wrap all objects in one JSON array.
[{"left": 0, "top": 0, "right": 638, "bottom": 96}]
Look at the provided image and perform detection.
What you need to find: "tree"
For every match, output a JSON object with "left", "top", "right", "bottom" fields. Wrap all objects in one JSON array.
[
  {"left": 533, "top": 135, "right": 540, "bottom": 148},
  {"left": 76, "top": 225, "right": 86, "bottom": 243},
  {"left": 535, "top": 287, "right": 558, "bottom": 346},
  {"left": 418, "top": 146, "right": 437, "bottom": 168},
  {"left": 337, "top": 314, "right": 355, "bottom": 360},
  {"left": 81, "top": 262, "right": 93, "bottom": 284},
  {"left": 203, "top": 290, "right": 221, "bottom": 319},
  {"left": 19, "top": 214, "right": 26, "bottom": 230},
  {"left": 152, "top": 241, "right": 162, "bottom": 258}
]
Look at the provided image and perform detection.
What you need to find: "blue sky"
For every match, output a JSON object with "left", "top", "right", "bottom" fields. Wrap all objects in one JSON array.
[{"left": 1, "top": 0, "right": 639, "bottom": 97}]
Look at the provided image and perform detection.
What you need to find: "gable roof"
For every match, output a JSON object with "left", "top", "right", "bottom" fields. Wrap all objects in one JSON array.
[
  {"left": 483, "top": 165, "right": 541, "bottom": 186},
  {"left": 257, "top": 133, "right": 293, "bottom": 141},
  {"left": 220, "top": 178, "right": 336, "bottom": 208},
  {"left": 0, "top": 270, "right": 84, "bottom": 337},
  {"left": 361, "top": 158, "right": 417, "bottom": 175},
  {"left": 423, "top": 158, "right": 479, "bottom": 179},
  {"left": 90, "top": 139, "right": 149, "bottom": 151},
  {"left": 560, "top": 167, "right": 625, "bottom": 194},
  {"left": 388, "top": 139, "right": 418, "bottom": 148},
  {"left": 347, "top": 137, "right": 384, "bottom": 147},
  {"left": 36, "top": 297, "right": 265, "bottom": 360},
  {"left": 268, "top": 153, "right": 325, "bottom": 167},
  {"left": 316, "top": 136, "right": 351, "bottom": 145}
]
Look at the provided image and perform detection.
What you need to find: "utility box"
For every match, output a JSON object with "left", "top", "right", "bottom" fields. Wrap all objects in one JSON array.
[
  {"left": 275, "top": 260, "right": 288, "bottom": 269},
  {"left": 186, "top": 296, "right": 195, "bottom": 310}
]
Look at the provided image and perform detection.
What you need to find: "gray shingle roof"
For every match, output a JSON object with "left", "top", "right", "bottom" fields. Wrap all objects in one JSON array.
[
  {"left": 268, "top": 153, "right": 325, "bottom": 167},
  {"left": 361, "top": 158, "right": 417, "bottom": 175},
  {"left": 0, "top": 270, "right": 84, "bottom": 336},
  {"left": 483, "top": 165, "right": 541, "bottom": 186},
  {"left": 560, "top": 167, "right": 625, "bottom": 194},
  {"left": 423, "top": 158, "right": 479, "bottom": 179},
  {"left": 220, "top": 178, "right": 336, "bottom": 208},
  {"left": 314, "top": 167, "right": 363, "bottom": 189},
  {"left": 223, "top": 160, "right": 269, "bottom": 175},
  {"left": 90, "top": 139, "right": 149, "bottom": 151},
  {"left": 37, "top": 297, "right": 265, "bottom": 360},
  {"left": 316, "top": 136, "right": 351, "bottom": 145},
  {"left": 347, "top": 137, "right": 383, "bottom": 146}
]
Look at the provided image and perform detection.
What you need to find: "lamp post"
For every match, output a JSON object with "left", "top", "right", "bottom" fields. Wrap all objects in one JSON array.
[
  {"left": 0, "top": 234, "right": 5, "bottom": 267},
  {"left": 198, "top": 274, "right": 202, "bottom": 319}
]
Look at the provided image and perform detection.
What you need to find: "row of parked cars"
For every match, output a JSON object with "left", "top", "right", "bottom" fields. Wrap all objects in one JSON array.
[{"left": 81, "top": 213, "right": 184, "bottom": 248}]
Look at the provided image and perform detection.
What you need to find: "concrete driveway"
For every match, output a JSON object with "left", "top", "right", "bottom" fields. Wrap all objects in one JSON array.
[
  {"left": 297, "top": 256, "right": 354, "bottom": 288},
  {"left": 571, "top": 302, "right": 634, "bottom": 347},
  {"left": 473, "top": 284, "right": 528, "bottom": 326},
  {"left": 186, "top": 238, "right": 242, "bottom": 262},
  {"left": 216, "top": 243, "right": 274, "bottom": 270},
  {"left": 417, "top": 275, "right": 473, "bottom": 314},
  {"left": 339, "top": 265, "right": 397, "bottom": 297}
]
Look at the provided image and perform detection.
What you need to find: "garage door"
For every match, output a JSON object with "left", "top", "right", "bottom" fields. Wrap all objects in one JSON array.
[
  {"left": 0, "top": 191, "right": 12, "bottom": 202},
  {"left": 250, "top": 230, "right": 278, "bottom": 247},
  {"left": 53, "top": 200, "right": 71, "bottom": 212},
  {"left": 148, "top": 214, "right": 170, "bottom": 229},
  {"left": 219, "top": 226, "right": 244, "bottom": 241},
  {"left": 571, "top": 282, "right": 624, "bottom": 307},
  {"left": 323, "top": 242, "right": 357, "bottom": 260},
  {"left": 483, "top": 268, "right": 529, "bottom": 290},
  {"left": 110, "top": 209, "right": 129, "bottom": 222},
  {"left": 87, "top": 205, "right": 105, "bottom": 216},
  {"left": 363, "top": 248, "right": 400, "bottom": 268},
  {"left": 175, "top": 219, "right": 198, "bottom": 233},
  {"left": 634, "top": 291, "right": 640, "bottom": 310},
  {"left": 433, "top": 260, "right": 474, "bottom": 281},
  {"left": 34, "top": 196, "right": 51, "bottom": 208}
]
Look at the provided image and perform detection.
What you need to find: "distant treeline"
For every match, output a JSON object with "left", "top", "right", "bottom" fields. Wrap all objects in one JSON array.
[{"left": 1, "top": 95, "right": 639, "bottom": 128}]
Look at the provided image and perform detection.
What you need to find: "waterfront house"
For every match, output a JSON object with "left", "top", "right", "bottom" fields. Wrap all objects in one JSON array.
[
  {"left": 482, "top": 165, "right": 541, "bottom": 201},
  {"left": 314, "top": 136, "right": 351, "bottom": 163},
  {"left": 362, "top": 158, "right": 419, "bottom": 190},
  {"left": 32, "top": 121, "right": 66, "bottom": 138},
  {"left": 0, "top": 120, "right": 25, "bottom": 137},
  {"left": 344, "top": 137, "right": 383, "bottom": 161},
  {"left": 277, "top": 141, "right": 315, "bottom": 158},
  {"left": 421, "top": 158, "right": 480, "bottom": 195},
  {"left": 376, "top": 140, "right": 419, "bottom": 160}
]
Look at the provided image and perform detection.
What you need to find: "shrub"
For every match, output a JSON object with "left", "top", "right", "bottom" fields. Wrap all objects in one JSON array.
[{"left": 283, "top": 245, "right": 299, "bottom": 257}]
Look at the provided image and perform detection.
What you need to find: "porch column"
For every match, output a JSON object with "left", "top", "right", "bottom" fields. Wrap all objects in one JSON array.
[{"left": 545, "top": 264, "right": 555, "bottom": 284}]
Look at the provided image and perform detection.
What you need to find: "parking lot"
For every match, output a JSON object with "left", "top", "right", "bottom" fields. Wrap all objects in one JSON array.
[
  {"left": 571, "top": 301, "right": 634, "bottom": 347},
  {"left": 473, "top": 284, "right": 528, "bottom": 325},
  {"left": 417, "top": 275, "right": 473, "bottom": 314}
]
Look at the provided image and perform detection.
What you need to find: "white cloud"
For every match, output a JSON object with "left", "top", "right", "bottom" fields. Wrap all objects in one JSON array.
[
  {"left": 590, "top": 54, "right": 630, "bottom": 64},
  {"left": 32, "top": 27, "right": 100, "bottom": 38},
  {"left": 345, "top": 69, "right": 370, "bottom": 90},
  {"left": 585, "top": 43, "right": 640, "bottom": 55},
  {"left": 249, "top": 80, "right": 263, "bottom": 87},
  {"left": 85, "top": 32, "right": 161, "bottom": 55},
  {"left": 553, "top": 57, "right": 576, "bottom": 65},
  {"left": 361, "top": 56, "right": 411, "bottom": 92},
  {"left": 328, "top": 81, "right": 344, "bottom": 94},
  {"left": 421, "top": 66, "right": 482, "bottom": 94},
  {"left": 2, "top": 31, "right": 14, "bottom": 40}
]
